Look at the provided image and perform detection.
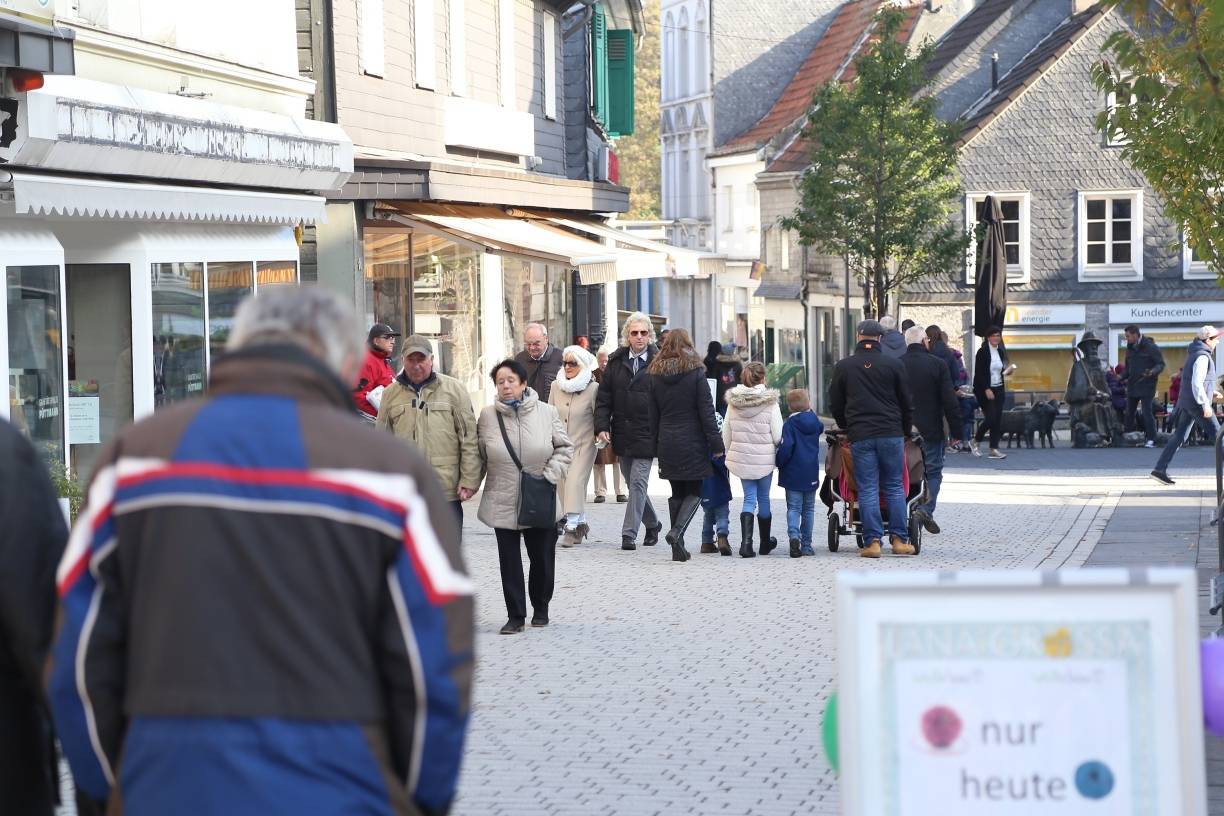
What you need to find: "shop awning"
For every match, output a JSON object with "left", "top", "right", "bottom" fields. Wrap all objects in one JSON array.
[
  {"left": 531, "top": 213, "right": 726, "bottom": 279},
  {"left": 380, "top": 203, "right": 667, "bottom": 284},
  {"left": 6, "top": 172, "right": 327, "bottom": 225}
]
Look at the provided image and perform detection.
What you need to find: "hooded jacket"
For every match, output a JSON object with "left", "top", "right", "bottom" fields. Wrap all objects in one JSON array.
[
  {"left": 776, "top": 410, "right": 824, "bottom": 492},
  {"left": 880, "top": 330, "right": 907, "bottom": 358},
  {"left": 829, "top": 339, "right": 913, "bottom": 442},
  {"left": 649, "top": 352, "right": 724, "bottom": 481},
  {"left": 50, "top": 344, "right": 474, "bottom": 816},
  {"left": 722, "top": 384, "right": 784, "bottom": 479},
  {"left": 477, "top": 388, "right": 574, "bottom": 529},
  {"left": 594, "top": 344, "right": 659, "bottom": 459},
  {"left": 706, "top": 350, "right": 743, "bottom": 412}
]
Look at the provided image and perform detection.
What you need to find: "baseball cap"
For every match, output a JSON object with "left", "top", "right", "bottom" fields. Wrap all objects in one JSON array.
[
  {"left": 368, "top": 323, "right": 401, "bottom": 341},
  {"left": 401, "top": 334, "right": 434, "bottom": 357},
  {"left": 856, "top": 319, "right": 884, "bottom": 338}
]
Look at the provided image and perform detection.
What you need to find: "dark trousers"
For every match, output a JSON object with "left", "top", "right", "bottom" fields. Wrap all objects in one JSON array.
[
  {"left": 1125, "top": 395, "right": 1158, "bottom": 442},
  {"left": 975, "top": 384, "right": 1005, "bottom": 449},
  {"left": 668, "top": 479, "right": 703, "bottom": 499},
  {"left": 450, "top": 501, "right": 464, "bottom": 528},
  {"left": 1155, "top": 406, "right": 1221, "bottom": 474},
  {"left": 495, "top": 527, "right": 557, "bottom": 622}
]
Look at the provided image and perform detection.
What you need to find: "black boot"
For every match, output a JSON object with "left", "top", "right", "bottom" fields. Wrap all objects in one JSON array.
[
  {"left": 666, "top": 495, "right": 700, "bottom": 562},
  {"left": 739, "top": 512, "right": 756, "bottom": 558},
  {"left": 759, "top": 516, "right": 778, "bottom": 555}
]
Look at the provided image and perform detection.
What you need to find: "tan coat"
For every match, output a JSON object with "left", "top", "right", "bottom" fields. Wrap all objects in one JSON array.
[
  {"left": 477, "top": 388, "right": 574, "bottom": 530},
  {"left": 548, "top": 377, "right": 598, "bottom": 516},
  {"left": 376, "top": 372, "right": 481, "bottom": 503}
]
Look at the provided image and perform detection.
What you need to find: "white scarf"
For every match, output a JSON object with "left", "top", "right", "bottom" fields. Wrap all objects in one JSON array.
[{"left": 557, "top": 367, "right": 593, "bottom": 393}]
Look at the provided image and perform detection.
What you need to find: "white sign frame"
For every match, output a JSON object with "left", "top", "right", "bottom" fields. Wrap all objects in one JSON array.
[
  {"left": 1003, "top": 304, "right": 1086, "bottom": 327},
  {"left": 836, "top": 569, "right": 1205, "bottom": 816},
  {"left": 1108, "top": 302, "right": 1224, "bottom": 325}
]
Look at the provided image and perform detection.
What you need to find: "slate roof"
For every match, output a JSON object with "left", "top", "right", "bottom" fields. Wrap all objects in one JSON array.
[
  {"left": 923, "top": 0, "right": 1016, "bottom": 80},
  {"left": 754, "top": 281, "right": 805, "bottom": 299},
  {"left": 710, "top": 0, "right": 883, "bottom": 158},
  {"left": 765, "top": 2, "right": 923, "bottom": 173},
  {"left": 958, "top": 5, "right": 1106, "bottom": 145}
]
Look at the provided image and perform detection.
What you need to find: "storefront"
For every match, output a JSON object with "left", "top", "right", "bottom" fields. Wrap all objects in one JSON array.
[
  {"left": 1, "top": 77, "right": 351, "bottom": 472},
  {"left": 1107, "top": 302, "right": 1224, "bottom": 405},
  {"left": 975, "top": 304, "right": 1086, "bottom": 401}
]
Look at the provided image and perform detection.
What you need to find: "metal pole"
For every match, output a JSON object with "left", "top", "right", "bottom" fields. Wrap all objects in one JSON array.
[{"left": 1212, "top": 423, "right": 1224, "bottom": 634}]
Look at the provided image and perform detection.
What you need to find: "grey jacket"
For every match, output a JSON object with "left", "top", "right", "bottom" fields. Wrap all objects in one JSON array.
[{"left": 477, "top": 389, "right": 574, "bottom": 529}]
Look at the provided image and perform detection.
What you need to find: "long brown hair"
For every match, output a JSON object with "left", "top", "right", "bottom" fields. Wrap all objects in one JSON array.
[{"left": 648, "top": 328, "right": 702, "bottom": 375}]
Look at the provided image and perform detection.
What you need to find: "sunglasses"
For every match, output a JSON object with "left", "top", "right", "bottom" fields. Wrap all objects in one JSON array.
[
  {"left": 563, "top": 360, "right": 579, "bottom": 367},
  {"left": 629, "top": 330, "right": 650, "bottom": 337}
]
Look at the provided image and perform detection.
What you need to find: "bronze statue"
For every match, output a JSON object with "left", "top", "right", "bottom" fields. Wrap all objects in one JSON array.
[{"left": 1065, "top": 332, "right": 1124, "bottom": 447}]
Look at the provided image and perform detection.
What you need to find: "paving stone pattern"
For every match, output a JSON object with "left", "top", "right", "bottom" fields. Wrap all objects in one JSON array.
[{"left": 454, "top": 447, "right": 1218, "bottom": 815}]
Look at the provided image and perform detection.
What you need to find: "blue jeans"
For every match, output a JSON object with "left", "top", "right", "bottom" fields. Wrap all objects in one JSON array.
[
  {"left": 919, "top": 439, "right": 945, "bottom": 517},
  {"left": 701, "top": 503, "right": 729, "bottom": 543},
  {"left": 740, "top": 474, "right": 773, "bottom": 517},
  {"left": 850, "top": 436, "right": 908, "bottom": 544},
  {"left": 1155, "top": 406, "right": 1221, "bottom": 473},
  {"left": 785, "top": 489, "right": 816, "bottom": 545},
  {"left": 961, "top": 420, "right": 975, "bottom": 444}
]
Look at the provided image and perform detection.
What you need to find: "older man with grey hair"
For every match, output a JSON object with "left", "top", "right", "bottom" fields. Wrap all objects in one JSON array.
[
  {"left": 50, "top": 287, "right": 474, "bottom": 815},
  {"left": 515, "top": 322, "right": 564, "bottom": 402},
  {"left": 595, "top": 312, "right": 663, "bottom": 550}
]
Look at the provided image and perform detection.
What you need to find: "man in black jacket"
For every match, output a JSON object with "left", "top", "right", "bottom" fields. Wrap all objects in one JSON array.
[
  {"left": 595, "top": 312, "right": 663, "bottom": 550},
  {"left": 901, "top": 326, "right": 961, "bottom": 535},
  {"left": 515, "top": 322, "right": 564, "bottom": 402},
  {"left": 1122, "top": 324, "right": 1165, "bottom": 447},
  {"left": 0, "top": 420, "right": 68, "bottom": 816},
  {"left": 829, "top": 319, "right": 915, "bottom": 558}
]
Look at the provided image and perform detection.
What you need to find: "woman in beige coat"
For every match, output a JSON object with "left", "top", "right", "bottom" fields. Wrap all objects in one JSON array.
[
  {"left": 549, "top": 345, "right": 599, "bottom": 548},
  {"left": 478, "top": 359, "right": 574, "bottom": 634}
]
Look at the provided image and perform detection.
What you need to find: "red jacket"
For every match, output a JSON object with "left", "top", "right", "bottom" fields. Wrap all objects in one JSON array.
[{"left": 353, "top": 347, "right": 394, "bottom": 418}]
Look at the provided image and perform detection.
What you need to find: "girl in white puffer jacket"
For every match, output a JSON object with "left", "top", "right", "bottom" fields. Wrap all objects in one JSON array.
[{"left": 721, "top": 361, "right": 783, "bottom": 558}]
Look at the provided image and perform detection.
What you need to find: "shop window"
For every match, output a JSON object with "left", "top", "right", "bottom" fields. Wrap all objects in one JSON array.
[
  {"left": 1077, "top": 191, "right": 1142, "bottom": 282},
  {"left": 965, "top": 193, "right": 1030, "bottom": 284},
  {"left": 503, "top": 259, "right": 569, "bottom": 353},
  {"left": 257, "top": 260, "right": 299, "bottom": 289},
  {"left": 7, "top": 264, "right": 65, "bottom": 465},
  {"left": 151, "top": 262, "right": 206, "bottom": 408},
  {"left": 1183, "top": 235, "right": 1214, "bottom": 280},
  {"left": 412, "top": 234, "right": 482, "bottom": 391},
  {"left": 207, "top": 262, "right": 254, "bottom": 364}
]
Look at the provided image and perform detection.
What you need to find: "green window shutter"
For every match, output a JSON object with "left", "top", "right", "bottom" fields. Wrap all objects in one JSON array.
[
  {"left": 606, "top": 28, "right": 635, "bottom": 137},
  {"left": 591, "top": 9, "right": 609, "bottom": 127}
]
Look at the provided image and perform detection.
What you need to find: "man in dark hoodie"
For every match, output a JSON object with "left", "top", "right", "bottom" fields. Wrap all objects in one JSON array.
[
  {"left": 708, "top": 341, "right": 743, "bottom": 415},
  {"left": 901, "top": 326, "right": 961, "bottom": 534},
  {"left": 879, "top": 316, "right": 906, "bottom": 358}
]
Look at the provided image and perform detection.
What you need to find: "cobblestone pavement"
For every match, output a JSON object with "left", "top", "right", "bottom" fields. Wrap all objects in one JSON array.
[{"left": 452, "top": 446, "right": 1220, "bottom": 816}]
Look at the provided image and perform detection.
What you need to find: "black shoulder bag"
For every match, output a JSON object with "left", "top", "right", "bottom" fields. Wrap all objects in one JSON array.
[{"left": 496, "top": 413, "right": 557, "bottom": 529}]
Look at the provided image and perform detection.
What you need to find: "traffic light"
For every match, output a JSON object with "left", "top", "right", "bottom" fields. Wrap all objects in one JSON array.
[{"left": 0, "top": 69, "right": 43, "bottom": 149}]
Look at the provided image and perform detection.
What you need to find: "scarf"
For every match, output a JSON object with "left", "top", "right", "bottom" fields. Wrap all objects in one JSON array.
[{"left": 556, "top": 368, "right": 593, "bottom": 394}]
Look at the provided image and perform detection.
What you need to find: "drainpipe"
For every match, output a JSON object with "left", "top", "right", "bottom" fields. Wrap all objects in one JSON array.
[{"left": 991, "top": 53, "right": 999, "bottom": 90}]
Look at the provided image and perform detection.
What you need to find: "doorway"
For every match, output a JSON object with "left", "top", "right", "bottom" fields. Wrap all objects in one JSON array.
[{"left": 66, "top": 264, "right": 132, "bottom": 482}]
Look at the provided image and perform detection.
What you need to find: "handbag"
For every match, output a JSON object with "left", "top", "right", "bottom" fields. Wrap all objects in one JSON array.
[{"left": 496, "top": 413, "right": 557, "bottom": 529}]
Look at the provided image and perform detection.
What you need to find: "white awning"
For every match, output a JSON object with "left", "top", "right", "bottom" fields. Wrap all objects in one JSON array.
[
  {"left": 382, "top": 203, "right": 667, "bottom": 283},
  {"left": 7, "top": 172, "right": 327, "bottom": 225},
  {"left": 541, "top": 215, "right": 726, "bottom": 279}
]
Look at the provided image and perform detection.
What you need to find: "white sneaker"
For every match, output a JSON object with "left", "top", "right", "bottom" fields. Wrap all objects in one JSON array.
[
  {"left": 1144, "top": 440, "right": 1155, "bottom": 448},
  {"left": 970, "top": 441, "right": 982, "bottom": 457},
  {"left": 988, "top": 449, "right": 1007, "bottom": 460}
]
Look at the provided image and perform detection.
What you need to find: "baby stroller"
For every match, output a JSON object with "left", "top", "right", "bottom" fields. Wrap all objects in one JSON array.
[{"left": 819, "top": 429, "right": 928, "bottom": 554}]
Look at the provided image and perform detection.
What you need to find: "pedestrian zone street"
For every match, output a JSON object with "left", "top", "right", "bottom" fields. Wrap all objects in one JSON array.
[{"left": 453, "top": 446, "right": 1224, "bottom": 815}]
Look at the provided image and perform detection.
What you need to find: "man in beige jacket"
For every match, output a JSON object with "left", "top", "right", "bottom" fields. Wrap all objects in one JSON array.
[{"left": 377, "top": 335, "right": 483, "bottom": 523}]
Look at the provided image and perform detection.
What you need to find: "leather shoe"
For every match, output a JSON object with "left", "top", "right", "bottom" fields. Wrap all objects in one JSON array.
[
  {"left": 499, "top": 619, "right": 525, "bottom": 635},
  {"left": 642, "top": 521, "right": 663, "bottom": 546},
  {"left": 915, "top": 509, "right": 941, "bottom": 534},
  {"left": 616, "top": 494, "right": 628, "bottom": 503},
  {"left": 531, "top": 613, "right": 549, "bottom": 627},
  {"left": 594, "top": 495, "right": 606, "bottom": 503},
  {"left": 621, "top": 536, "right": 636, "bottom": 550}
]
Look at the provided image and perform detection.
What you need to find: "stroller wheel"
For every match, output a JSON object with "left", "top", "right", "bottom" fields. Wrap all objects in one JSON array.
[
  {"left": 855, "top": 533, "right": 864, "bottom": 549},
  {"left": 827, "top": 514, "right": 839, "bottom": 552},
  {"left": 908, "top": 515, "right": 923, "bottom": 555}
]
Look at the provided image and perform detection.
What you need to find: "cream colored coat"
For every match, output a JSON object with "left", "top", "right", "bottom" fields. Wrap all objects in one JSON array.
[
  {"left": 722, "top": 384, "right": 784, "bottom": 479},
  {"left": 477, "top": 388, "right": 574, "bottom": 530},
  {"left": 548, "top": 377, "right": 598, "bottom": 516}
]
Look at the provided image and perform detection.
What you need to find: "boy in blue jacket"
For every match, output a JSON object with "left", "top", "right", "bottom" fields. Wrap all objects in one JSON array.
[
  {"left": 777, "top": 389, "right": 824, "bottom": 557},
  {"left": 700, "top": 453, "right": 734, "bottom": 555}
]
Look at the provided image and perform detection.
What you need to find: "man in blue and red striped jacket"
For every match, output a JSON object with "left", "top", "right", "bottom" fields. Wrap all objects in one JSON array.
[{"left": 49, "top": 287, "right": 475, "bottom": 816}]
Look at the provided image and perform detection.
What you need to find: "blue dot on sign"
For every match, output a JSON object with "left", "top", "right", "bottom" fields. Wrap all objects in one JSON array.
[{"left": 1075, "top": 760, "right": 1115, "bottom": 799}]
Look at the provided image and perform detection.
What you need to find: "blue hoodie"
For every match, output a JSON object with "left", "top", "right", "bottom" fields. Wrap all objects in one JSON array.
[{"left": 776, "top": 410, "right": 824, "bottom": 491}]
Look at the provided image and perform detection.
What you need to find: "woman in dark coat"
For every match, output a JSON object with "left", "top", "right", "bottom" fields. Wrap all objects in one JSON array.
[
  {"left": 649, "top": 329, "right": 725, "bottom": 562},
  {"left": 972, "top": 327, "right": 1014, "bottom": 459}
]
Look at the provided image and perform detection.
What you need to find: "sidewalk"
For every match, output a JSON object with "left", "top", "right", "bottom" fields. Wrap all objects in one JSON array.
[{"left": 1081, "top": 485, "right": 1224, "bottom": 813}]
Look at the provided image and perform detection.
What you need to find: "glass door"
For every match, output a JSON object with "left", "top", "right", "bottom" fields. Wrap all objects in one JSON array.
[
  {"left": 66, "top": 264, "right": 133, "bottom": 482},
  {"left": 7, "top": 263, "right": 65, "bottom": 467}
]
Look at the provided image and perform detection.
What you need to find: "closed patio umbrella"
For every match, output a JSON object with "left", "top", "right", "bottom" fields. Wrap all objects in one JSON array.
[{"left": 973, "top": 195, "right": 1008, "bottom": 337}]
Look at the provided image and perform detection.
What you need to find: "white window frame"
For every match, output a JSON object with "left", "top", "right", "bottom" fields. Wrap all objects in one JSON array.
[
  {"left": 414, "top": 0, "right": 437, "bottom": 90},
  {"left": 543, "top": 11, "right": 557, "bottom": 120},
  {"left": 722, "top": 185, "right": 734, "bottom": 232},
  {"left": 498, "top": 0, "right": 515, "bottom": 108},
  {"left": 1183, "top": 232, "right": 1213, "bottom": 280},
  {"left": 964, "top": 192, "right": 1031, "bottom": 285},
  {"left": 449, "top": 0, "right": 466, "bottom": 96},
  {"left": 358, "top": 0, "right": 385, "bottom": 78},
  {"left": 781, "top": 228, "right": 791, "bottom": 271},
  {"left": 1077, "top": 190, "right": 1143, "bottom": 282},
  {"left": 1105, "top": 91, "right": 1136, "bottom": 147}
]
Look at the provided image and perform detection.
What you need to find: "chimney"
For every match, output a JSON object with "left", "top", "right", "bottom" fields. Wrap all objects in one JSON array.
[{"left": 991, "top": 53, "right": 999, "bottom": 90}]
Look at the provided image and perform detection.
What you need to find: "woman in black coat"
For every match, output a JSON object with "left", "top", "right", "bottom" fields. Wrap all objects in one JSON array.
[
  {"left": 972, "top": 326, "right": 1014, "bottom": 459},
  {"left": 649, "top": 329, "right": 725, "bottom": 562}
]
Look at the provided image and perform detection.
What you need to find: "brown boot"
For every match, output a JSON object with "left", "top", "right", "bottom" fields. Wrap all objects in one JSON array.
[
  {"left": 861, "top": 538, "right": 882, "bottom": 558},
  {"left": 890, "top": 535, "right": 916, "bottom": 556}
]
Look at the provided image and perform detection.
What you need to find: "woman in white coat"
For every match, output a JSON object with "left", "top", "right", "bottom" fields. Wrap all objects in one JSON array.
[
  {"left": 478, "top": 359, "right": 574, "bottom": 634},
  {"left": 722, "top": 361, "right": 783, "bottom": 558},
  {"left": 548, "top": 345, "right": 599, "bottom": 547}
]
